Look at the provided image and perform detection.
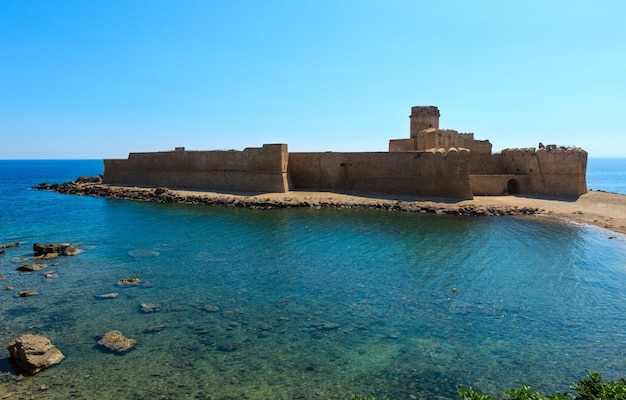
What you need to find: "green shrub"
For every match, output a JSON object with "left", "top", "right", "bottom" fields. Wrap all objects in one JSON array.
[{"left": 457, "top": 372, "right": 626, "bottom": 400}]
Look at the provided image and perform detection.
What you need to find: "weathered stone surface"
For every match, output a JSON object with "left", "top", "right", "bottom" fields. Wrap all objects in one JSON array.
[
  {"left": 97, "top": 330, "right": 137, "bottom": 353},
  {"left": 140, "top": 303, "right": 162, "bottom": 313},
  {"left": 18, "top": 290, "right": 37, "bottom": 297},
  {"left": 16, "top": 263, "right": 48, "bottom": 272},
  {"left": 95, "top": 292, "right": 119, "bottom": 300},
  {"left": 7, "top": 334, "right": 65, "bottom": 375},
  {"left": 117, "top": 277, "right": 140, "bottom": 286},
  {"left": 33, "top": 243, "right": 80, "bottom": 258}
]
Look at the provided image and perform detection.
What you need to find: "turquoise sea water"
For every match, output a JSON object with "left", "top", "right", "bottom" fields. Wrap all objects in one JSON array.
[
  {"left": 0, "top": 159, "right": 626, "bottom": 399},
  {"left": 587, "top": 158, "right": 626, "bottom": 195}
]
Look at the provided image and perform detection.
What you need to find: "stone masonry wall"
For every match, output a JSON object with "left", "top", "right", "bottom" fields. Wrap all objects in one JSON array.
[
  {"left": 288, "top": 149, "right": 473, "bottom": 199},
  {"left": 500, "top": 147, "right": 588, "bottom": 196},
  {"left": 469, "top": 147, "right": 588, "bottom": 196},
  {"left": 103, "top": 144, "right": 290, "bottom": 193}
]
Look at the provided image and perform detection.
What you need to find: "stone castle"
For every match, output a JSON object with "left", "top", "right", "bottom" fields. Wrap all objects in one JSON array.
[{"left": 103, "top": 106, "right": 588, "bottom": 199}]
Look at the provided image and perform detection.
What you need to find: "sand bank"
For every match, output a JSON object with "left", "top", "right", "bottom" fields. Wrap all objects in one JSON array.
[{"left": 37, "top": 181, "right": 626, "bottom": 236}]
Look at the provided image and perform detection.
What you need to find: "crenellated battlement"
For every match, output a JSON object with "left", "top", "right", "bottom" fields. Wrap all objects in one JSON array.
[{"left": 410, "top": 106, "right": 440, "bottom": 117}]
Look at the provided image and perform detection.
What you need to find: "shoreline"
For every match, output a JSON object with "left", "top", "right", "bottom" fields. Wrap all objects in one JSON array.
[{"left": 35, "top": 180, "right": 626, "bottom": 236}]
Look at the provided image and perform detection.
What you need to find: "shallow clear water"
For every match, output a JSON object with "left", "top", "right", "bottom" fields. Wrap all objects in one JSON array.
[{"left": 1, "top": 160, "right": 626, "bottom": 399}]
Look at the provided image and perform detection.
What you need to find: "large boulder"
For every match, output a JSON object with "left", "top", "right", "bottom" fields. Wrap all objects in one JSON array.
[
  {"left": 33, "top": 243, "right": 81, "bottom": 258},
  {"left": 7, "top": 334, "right": 65, "bottom": 375},
  {"left": 97, "top": 330, "right": 137, "bottom": 353}
]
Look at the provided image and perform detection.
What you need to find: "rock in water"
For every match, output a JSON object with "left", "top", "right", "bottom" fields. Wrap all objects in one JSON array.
[
  {"left": 97, "top": 330, "right": 137, "bottom": 353},
  {"left": 7, "top": 334, "right": 65, "bottom": 375},
  {"left": 33, "top": 243, "right": 81, "bottom": 258},
  {"left": 140, "top": 303, "right": 162, "bottom": 313},
  {"left": 94, "top": 292, "right": 119, "bottom": 300},
  {"left": 16, "top": 263, "right": 48, "bottom": 272},
  {"left": 117, "top": 277, "right": 140, "bottom": 286}
]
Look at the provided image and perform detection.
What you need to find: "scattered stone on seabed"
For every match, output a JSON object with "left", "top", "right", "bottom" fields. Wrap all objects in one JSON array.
[
  {"left": 117, "top": 277, "right": 141, "bottom": 286},
  {"left": 16, "top": 263, "right": 48, "bottom": 272},
  {"left": 201, "top": 304, "right": 220, "bottom": 313},
  {"left": 216, "top": 342, "right": 238, "bottom": 352},
  {"left": 97, "top": 330, "right": 137, "bottom": 353},
  {"left": 0, "top": 242, "right": 22, "bottom": 250},
  {"left": 7, "top": 334, "right": 65, "bottom": 375},
  {"left": 44, "top": 273, "right": 59, "bottom": 279},
  {"left": 33, "top": 243, "right": 81, "bottom": 258},
  {"left": 94, "top": 293, "right": 119, "bottom": 300},
  {"left": 0, "top": 276, "right": 4, "bottom": 280},
  {"left": 140, "top": 303, "right": 162, "bottom": 313},
  {"left": 18, "top": 290, "right": 38, "bottom": 297},
  {"left": 5, "top": 286, "right": 14, "bottom": 291},
  {"left": 309, "top": 322, "right": 341, "bottom": 330},
  {"left": 144, "top": 325, "right": 166, "bottom": 333}
]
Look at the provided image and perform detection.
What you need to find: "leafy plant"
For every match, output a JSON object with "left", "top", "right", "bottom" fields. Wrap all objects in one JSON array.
[{"left": 456, "top": 372, "right": 626, "bottom": 400}]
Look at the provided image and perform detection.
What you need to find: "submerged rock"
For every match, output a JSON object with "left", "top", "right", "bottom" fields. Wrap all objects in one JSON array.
[
  {"left": 97, "top": 330, "right": 137, "bottom": 353},
  {"left": 201, "top": 304, "right": 220, "bottom": 313},
  {"left": 18, "top": 290, "right": 38, "bottom": 297},
  {"left": 7, "top": 334, "right": 65, "bottom": 375},
  {"left": 0, "top": 242, "right": 22, "bottom": 250},
  {"left": 140, "top": 303, "right": 162, "bottom": 313},
  {"left": 16, "top": 263, "right": 48, "bottom": 272},
  {"left": 117, "top": 277, "right": 140, "bottom": 286},
  {"left": 44, "top": 273, "right": 59, "bottom": 279},
  {"left": 216, "top": 342, "right": 238, "bottom": 352},
  {"left": 309, "top": 322, "right": 341, "bottom": 331},
  {"left": 94, "top": 293, "right": 119, "bottom": 300},
  {"left": 144, "top": 325, "right": 166, "bottom": 333}
]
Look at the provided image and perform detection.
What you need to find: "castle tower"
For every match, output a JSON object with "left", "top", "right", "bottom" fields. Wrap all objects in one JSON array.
[{"left": 409, "top": 106, "right": 440, "bottom": 139}]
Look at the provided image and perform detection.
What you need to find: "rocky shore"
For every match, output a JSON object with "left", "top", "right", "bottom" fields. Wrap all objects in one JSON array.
[{"left": 34, "top": 178, "right": 541, "bottom": 217}]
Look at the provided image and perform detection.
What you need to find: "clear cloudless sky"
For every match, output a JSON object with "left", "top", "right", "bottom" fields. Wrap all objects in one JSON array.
[{"left": 1, "top": 0, "right": 625, "bottom": 159}]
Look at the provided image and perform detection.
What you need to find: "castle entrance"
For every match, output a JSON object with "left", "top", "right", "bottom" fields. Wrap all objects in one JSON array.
[{"left": 507, "top": 179, "right": 518, "bottom": 194}]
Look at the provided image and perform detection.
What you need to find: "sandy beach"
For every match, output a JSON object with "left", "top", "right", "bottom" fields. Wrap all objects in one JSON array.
[
  {"left": 218, "top": 189, "right": 626, "bottom": 236},
  {"left": 38, "top": 181, "right": 626, "bottom": 236}
]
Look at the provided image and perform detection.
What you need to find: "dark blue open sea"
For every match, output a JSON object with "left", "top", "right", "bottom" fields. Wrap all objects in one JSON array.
[{"left": 1, "top": 158, "right": 626, "bottom": 399}]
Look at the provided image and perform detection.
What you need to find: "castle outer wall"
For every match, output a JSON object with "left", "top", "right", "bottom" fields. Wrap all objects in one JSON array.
[
  {"left": 102, "top": 105, "right": 587, "bottom": 199},
  {"left": 288, "top": 149, "right": 473, "bottom": 199},
  {"left": 103, "top": 144, "right": 290, "bottom": 193}
]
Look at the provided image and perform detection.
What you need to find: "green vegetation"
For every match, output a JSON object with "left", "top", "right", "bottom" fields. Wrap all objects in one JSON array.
[
  {"left": 459, "top": 373, "right": 626, "bottom": 400},
  {"left": 352, "top": 373, "right": 626, "bottom": 400}
]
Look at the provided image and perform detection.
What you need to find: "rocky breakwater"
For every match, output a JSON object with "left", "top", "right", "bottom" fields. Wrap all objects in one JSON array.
[{"left": 34, "top": 177, "right": 543, "bottom": 217}]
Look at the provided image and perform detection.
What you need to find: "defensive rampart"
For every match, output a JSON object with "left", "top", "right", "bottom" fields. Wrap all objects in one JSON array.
[
  {"left": 469, "top": 147, "right": 588, "bottom": 196},
  {"left": 288, "top": 148, "right": 473, "bottom": 199},
  {"left": 103, "top": 144, "right": 290, "bottom": 193},
  {"left": 102, "top": 105, "right": 587, "bottom": 199}
]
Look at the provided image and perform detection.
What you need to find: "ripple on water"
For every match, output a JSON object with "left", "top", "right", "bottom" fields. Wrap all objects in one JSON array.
[{"left": 1, "top": 204, "right": 626, "bottom": 399}]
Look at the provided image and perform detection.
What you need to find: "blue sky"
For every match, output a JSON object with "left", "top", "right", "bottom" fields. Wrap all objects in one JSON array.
[{"left": 1, "top": 0, "right": 625, "bottom": 159}]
